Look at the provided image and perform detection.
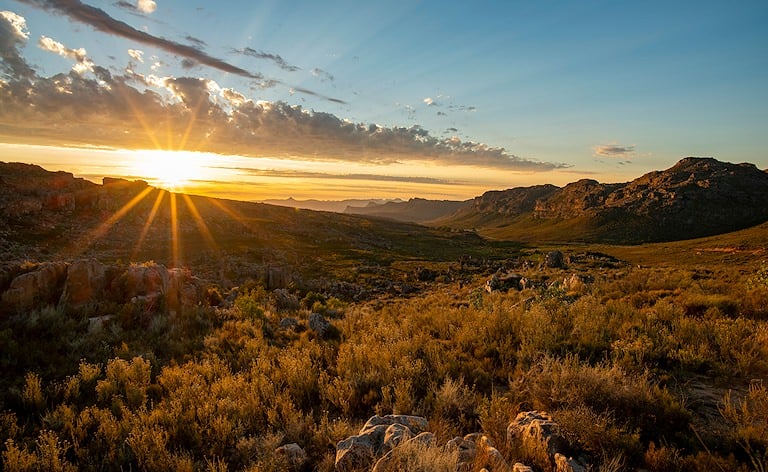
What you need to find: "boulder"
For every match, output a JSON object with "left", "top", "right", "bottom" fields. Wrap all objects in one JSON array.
[
  {"left": 166, "top": 268, "right": 205, "bottom": 316},
  {"left": 362, "top": 415, "right": 428, "bottom": 435},
  {"left": 381, "top": 423, "right": 412, "bottom": 453},
  {"left": 507, "top": 411, "right": 568, "bottom": 458},
  {"left": 545, "top": 251, "right": 565, "bottom": 268},
  {"left": 308, "top": 312, "right": 330, "bottom": 337},
  {"left": 335, "top": 426, "right": 386, "bottom": 472},
  {"left": 1, "top": 262, "right": 68, "bottom": 312},
  {"left": 448, "top": 434, "right": 510, "bottom": 472},
  {"left": 275, "top": 443, "right": 306, "bottom": 470},
  {"left": 513, "top": 464, "right": 534, "bottom": 472},
  {"left": 271, "top": 288, "right": 299, "bottom": 311},
  {"left": 336, "top": 415, "right": 428, "bottom": 471},
  {"left": 60, "top": 259, "right": 109, "bottom": 309},
  {"left": 279, "top": 317, "right": 299, "bottom": 330},
  {"left": 121, "top": 263, "right": 170, "bottom": 307}
]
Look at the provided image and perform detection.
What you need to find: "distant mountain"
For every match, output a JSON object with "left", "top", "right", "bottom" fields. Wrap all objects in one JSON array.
[
  {"left": 260, "top": 197, "right": 401, "bottom": 213},
  {"left": 343, "top": 198, "right": 469, "bottom": 223},
  {"left": 434, "top": 157, "right": 768, "bottom": 243}
]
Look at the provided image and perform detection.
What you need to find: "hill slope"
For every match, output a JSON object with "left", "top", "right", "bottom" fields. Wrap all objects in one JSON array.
[
  {"left": 343, "top": 198, "right": 468, "bottom": 223},
  {"left": 435, "top": 157, "right": 768, "bottom": 243},
  {"left": 0, "top": 162, "right": 513, "bottom": 285}
]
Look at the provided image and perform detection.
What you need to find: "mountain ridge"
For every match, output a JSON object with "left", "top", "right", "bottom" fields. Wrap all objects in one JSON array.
[{"left": 433, "top": 157, "right": 768, "bottom": 243}]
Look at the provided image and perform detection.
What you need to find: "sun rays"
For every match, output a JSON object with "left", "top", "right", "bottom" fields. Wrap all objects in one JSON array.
[{"left": 60, "top": 183, "right": 243, "bottom": 269}]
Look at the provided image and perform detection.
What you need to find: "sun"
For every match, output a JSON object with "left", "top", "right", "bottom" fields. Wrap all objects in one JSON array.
[{"left": 130, "top": 150, "right": 206, "bottom": 191}]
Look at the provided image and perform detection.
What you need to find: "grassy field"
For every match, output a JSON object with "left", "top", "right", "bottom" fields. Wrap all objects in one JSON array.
[{"left": 1, "top": 189, "right": 767, "bottom": 471}]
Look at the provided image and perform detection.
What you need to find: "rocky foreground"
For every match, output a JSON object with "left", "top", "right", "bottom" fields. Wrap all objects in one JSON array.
[{"left": 270, "top": 412, "right": 589, "bottom": 471}]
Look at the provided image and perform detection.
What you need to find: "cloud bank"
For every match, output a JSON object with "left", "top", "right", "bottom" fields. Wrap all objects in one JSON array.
[{"left": 0, "top": 10, "right": 566, "bottom": 172}]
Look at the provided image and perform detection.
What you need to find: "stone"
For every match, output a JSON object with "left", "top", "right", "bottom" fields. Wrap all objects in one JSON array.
[
  {"left": 513, "top": 464, "right": 534, "bottom": 472},
  {"left": 362, "top": 415, "right": 429, "bottom": 435},
  {"left": 381, "top": 423, "right": 412, "bottom": 453},
  {"left": 166, "top": 268, "right": 205, "bottom": 316},
  {"left": 335, "top": 426, "right": 387, "bottom": 472},
  {"left": 279, "top": 317, "right": 299, "bottom": 329},
  {"left": 1, "top": 262, "right": 68, "bottom": 312},
  {"left": 545, "top": 251, "right": 565, "bottom": 268},
  {"left": 507, "top": 411, "right": 568, "bottom": 458},
  {"left": 336, "top": 415, "right": 430, "bottom": 471},
  {"left": 275, "top": 443, "right": 306, "bottom": 469},
  {"left": 308, "top": 312, "right": 331, "bottom": 337},
  {"left": 60, "top": 259, "right": 108, "bottom": 309}
]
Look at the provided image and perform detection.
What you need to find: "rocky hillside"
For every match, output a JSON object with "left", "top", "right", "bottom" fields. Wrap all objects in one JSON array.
[
  {"left": 436, "top": 157, "right": 768, "bottom": 243},
  {"left": 0, "top": 161, "right": 510, "bottom": 291},
  {"left": 343, "top": 197, "right": 468, "bottom": 223}
]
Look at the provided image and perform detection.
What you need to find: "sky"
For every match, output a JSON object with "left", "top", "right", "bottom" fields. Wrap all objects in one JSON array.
[{"left": 0, "top": 0, "right": 767, "bottom": 201}]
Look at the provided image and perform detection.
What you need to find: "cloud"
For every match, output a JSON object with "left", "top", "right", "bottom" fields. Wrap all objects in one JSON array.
[
  {"left": 127, "top": 48, "right": 143, "bottom": 62},
  {"left": 0, "top": 10, "right": 35, "bottom": 79},
  {"left": 214, "top": 167, "right": 456, "bottom": 185},
  {"left": 185, "top": 35, "right": 206, "bottom": 48},
  {"left": 137, "top": 0, "right": 156, "bottom": 14},
  {"left": 231, "top": 47, "right": 299, "bottom": 72},
  {"left": 38, "top": 36, "right": 94, "bottom": 74},
  {"left": 0, "top": 13, "right": 565, "bottom": 173},
  {"left": 311, "top": 67, "right": 334, "bottom": 82},
  {"left": 18, "top": 0, "right": 346, "bottom": 103},
  {"left": 593, "top": 144, "right": 636, "bottom": 158},
  {"left": 18, "top": 0, "right": 265, "bottom": 79}
]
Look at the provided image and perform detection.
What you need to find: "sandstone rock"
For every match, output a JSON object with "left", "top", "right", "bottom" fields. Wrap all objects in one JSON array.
[
  {"left": 335, "top": 427, "right": 385, "bottom": 472},
  {"left": 507, "top": 411, "right": 568, "bottom": 458},
  {"left": 60, "top": 259, "right": 109, "bottom": 309},
  {"left": 336, "top": 415, "right": 429, "bottom": 471},
  {"left": 275, "top": 443, "right": 306, "bottom": 469},
  {"left": 450, "top": 434, "right": 510, "bottom": 472},
  {"left": 513, "top": 464, "right": 534, "bottom": 472},
  {"left": 122, "top": 263, "right": 170, "bottom": 303},
  {"left": 1, "top": 262, "right": 68, "bottom": 312},
  {"left": 166, "top": 268, "right": 205, "bottom": 316},
  {"left": 362, "top": 415, "right": 429, "bottom": 435},
  {"left": 381, "top": 423, "right": 412, "bottom": 453}
]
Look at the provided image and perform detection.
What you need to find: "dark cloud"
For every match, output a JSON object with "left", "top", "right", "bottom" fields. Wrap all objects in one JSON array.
[
  {"left": 311, "top": 68, "right": 334, "bottom": 82},
  {"left": 18, "top": 0, "right": 347, "bottom": 103},
  {"left": 185, "top": 35, "right": 206, "bottom": 48},
  {"left": 17, "top": 0, "right": 265, "bottom": 79},
  {"left": 593, "top": 144, "right": 636, "bottom": 158},
  {"left": 232, "top": 46, "right": 300, "bottom": 72},
  {"left": 113, "top": 1, "right": 135, "bottom": 12}
]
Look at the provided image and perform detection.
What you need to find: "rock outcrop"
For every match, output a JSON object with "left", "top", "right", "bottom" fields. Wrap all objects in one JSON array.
[
  {"left": 335, "top": 415, "right": 429, "bottom": 472},
  {"left": 0, "top": 260, "right": 205, "bottom": 317},
  {"left": 1, "top": 262, "right": 69, "bottom": 312}
]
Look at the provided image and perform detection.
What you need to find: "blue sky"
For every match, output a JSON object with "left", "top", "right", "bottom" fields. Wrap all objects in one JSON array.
[{"left": 1, "top": 0, "right": 766, "bottom": 199}]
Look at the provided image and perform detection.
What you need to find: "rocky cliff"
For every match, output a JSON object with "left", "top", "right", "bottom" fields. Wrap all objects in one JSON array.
[{"left": 437, "top": 157, "right": 768, "bottom": 242}]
